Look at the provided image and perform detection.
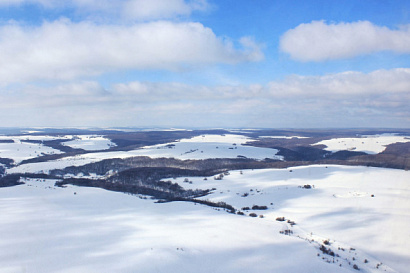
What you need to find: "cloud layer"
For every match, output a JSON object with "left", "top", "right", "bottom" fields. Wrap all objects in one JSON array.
[
  {"left": 0, "top": 19, "right": 263, "bottom": 84},
  {"left": 280, "top": 21, "right": 410, "bottom": 61},
  {"left": 0, "top": 0, "right": 209, "bottom": 20},
  {"left": 2, "top": 68, "right": 409, "bottom": 128}
]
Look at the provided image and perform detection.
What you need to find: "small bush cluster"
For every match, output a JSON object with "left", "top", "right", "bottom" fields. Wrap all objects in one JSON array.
[
  {"left": 287, "top": 219, "right": 296, "bottom": 226},
  {"left": 280, "top": 229, "right": 293, "bottom": 235},
  {"left": 252, "top": 205, "right": 268, "bottom": 210},
  {"left": 319, "top": 244, "right": 335, "bottom": 257},
  {"left": 298, "top": 184, "right": 313, "bottom": 189}
]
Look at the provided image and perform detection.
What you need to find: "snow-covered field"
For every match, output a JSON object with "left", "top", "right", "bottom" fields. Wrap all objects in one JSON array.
[
  {"left": 178, "top": 165, "right": 410, "bottom": 272},
  {"left": 0, "top": 134, "right": 116, "bottom": 165},
  {"left": 313, "top": 134, "right": 410, "bottom": 154},
  {"left": 142, "top": 134, "right": 282, "bottom": 160},
  {"left": 0, "top": 165, "right": 408, "bottom": 272},
  {"left": 0, "top": 139, "right": 63, "bottom": 164},
  {"left": 7, "top": 134, "right": 282, "bottom": 174},
  {"left": 259, "top": 136, "right": 310, "bottom": 139},
  {"left": 62, "top": 135, "right": 116, "bottom": 151},
  {"left": 1, "top": 132, "right": 410, "bottom": 272}
]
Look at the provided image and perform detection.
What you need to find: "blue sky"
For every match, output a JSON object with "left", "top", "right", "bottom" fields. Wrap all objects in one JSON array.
[{"left": 0, "top": 0, "right": 409, "bottom": 128}]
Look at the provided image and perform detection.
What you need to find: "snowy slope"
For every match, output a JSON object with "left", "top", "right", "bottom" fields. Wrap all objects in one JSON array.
[
  {"left": 0, "top": 178, "right": 351, "bottom": 273},
  {"left": 0, "top": 134, "right": 115, "bottom": 165},
  {"left": 62, "top": 135, "right": 116, "bottom": 151},
  {"left": 0, "top": 139, "right": 63, "bottom": 164},
  {"left": 0, "top": 166, "right": 408, "bottom": 272},
  {"left": 176, "top": 165, "right": 410, "bottom": 273},
  {"left": 7, "top": 134, "right": 282, "bottom": 174},
  {"left": 313, "top": 134, "right": 410, "bottom": 154},
  {"left": 140, "top": 134, "right": 283, "bottom": 160}
]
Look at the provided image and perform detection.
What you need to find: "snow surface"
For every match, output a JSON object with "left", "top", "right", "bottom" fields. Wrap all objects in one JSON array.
[
  {"left": 313, "top": 134, "right": 410, "bottom": 154},
  {"left": 139, "top": 134, "right": 283, "bottom": 160},
  {"left": 0, "top": 135, "right": 71, "bottom": 141},
  {"left": 0, "top": 139, "right": 63, "bottom": 164},
  {"left": 259, "top": 136, "right": 310, "bottom": 139},
  {"left": 7, "top": 134, "right": 282, "bottom": 174},
  {"left": 1, "top": 166, "right": 409, "bottom": 272},
  {"left": 175, "top": 165, "right": 410, "bottom": 273},
  {"left": 62, "top": 135, "right": 116, "bottom": 151}
]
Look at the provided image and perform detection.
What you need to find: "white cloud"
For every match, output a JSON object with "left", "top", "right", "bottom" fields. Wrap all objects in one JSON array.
[
  {"left": 0, "top": 0, "right": 55, "bottom": 7},
  {"left": 0, "top": 19, "right": 262, "bottom": 84},
  {"left": 0, "top": 0, "right": 209, "bottom": 20},
  {"left": 122, "top": 0, "right": 208, "bottom": 20},
  {"left": 267, "top": 68, "right": 410, "bottom": 96},
  {"left": 1, "top": 68, "right": 409, "bottom": 128},
  {"left": 280, "top": 20, "right": 410, "bottom": 61}
]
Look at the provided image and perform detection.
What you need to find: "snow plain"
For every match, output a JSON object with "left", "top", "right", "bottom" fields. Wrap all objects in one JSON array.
[
  {"left": 0, "top": 134, "right": 116, "bottom": 165},
  {"left": 259, "top": 136, "right": 310, "bottom": 139},
  {"left": 62, "top": 135, "right": 116, "bottom": 151},
  {"left": 1, "top": 165, "right": 409, "bottom": 272},
  {"left": 178, "top": 165, "right": 410, "bottom": 272},
  {"left": 0, "top": 139, "right": 63, "bottom": 164},
  {"left": 313, "top": 134, "right": 410, "bottom": 154},
  {"left": 7, "top": 134, "right": 282, "bottom": 174}
]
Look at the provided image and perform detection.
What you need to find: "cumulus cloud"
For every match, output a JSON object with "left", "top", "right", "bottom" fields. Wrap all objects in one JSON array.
[
  {"left": 2, "top": 68, "right": 409, "bottom": 127},
  {"left": 0, "top": 0, "right": 209, "bottom": 20},
  {"left": 0, "top": 19, "right": 262, "bottom": 84},
  {"left": 280, "top": 20, "right": 410, "bottom": 61}
]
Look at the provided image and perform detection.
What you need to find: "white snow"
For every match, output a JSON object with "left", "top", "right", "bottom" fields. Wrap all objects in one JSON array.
[
  {"left": 7, "top": 134, "right": 283, "bottom": 174},
  {"left": 0, "top": 139, "right": 63, "bottom": 164},
  {"left": 177, "top": 165, "right": 410, "bottom": 273},
  {"left": 139, "top": 134, "right": 283, "bottom": 160},
  {"left": 0, "top": 166, "right": 408, "bottom": 272},
  {"left": 0, "top": 134, "right": 115, "bottom": 165},
  {"left": 0, "top": 135, "right": 72, "bottom": 141},
  {"left": 177, "top": 134, "right": 251, "bottom": 144},
  {"left": 312, "top": 134, "right": 410, "bottom": 154},
  {"left": 62, "top": 135, "right": 116, "bottom": 151},
  {"left": 259, "top": 136, "right": 310, "bottom": 139}
]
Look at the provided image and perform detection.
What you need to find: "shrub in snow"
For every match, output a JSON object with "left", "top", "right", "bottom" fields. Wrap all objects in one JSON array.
[
  {"left": 319, "top": 244, "right": 334, "bottom": 256},
  {"left": 249, "top": 213, "right": 257, "bottom": 217},
  {"left": 252, "top": 205, "right": 268, "bottom": 210},
  {"left": 276, "top": 217, "right": 285, "bottom": 222},
  {"left": 279, "top": 229, "right": 293, "bottom": 235},
  {"left": 287, "top": 220, "right": 296, "bottom": 226}
]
